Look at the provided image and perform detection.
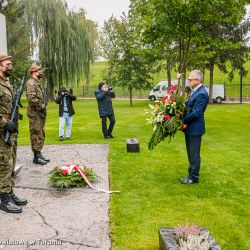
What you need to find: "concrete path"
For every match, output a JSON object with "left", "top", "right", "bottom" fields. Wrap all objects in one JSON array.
[{"left": 0, "top": 144, "right": 111, "bottom": 250}]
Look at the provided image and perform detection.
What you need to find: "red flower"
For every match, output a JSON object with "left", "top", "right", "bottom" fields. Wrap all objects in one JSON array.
[
  {"left": 170, "top": 97, "right": 176, "bottom": 102},
  {"left": 173, "top": 85, "right": 177, "bottom": 89},
  {"left": 176, "top": 114, "right": 181, "bottom": 118},
  {"left": 161, "top": 96, "right": 168, "bottom": 101},
  {"left": 61, "top": 169, "right": 68, "bottom": 175},
  {"left": 54, "top": 165, "right": 59, "bottom": 169},
  {"left": 65, "top": 164, "right": 71, "bottom": 167},
  {"left": 167, "top": 89, "right": 174, "bottom": 94},
  {"left": 182, "top": 124, "right": 188, "bottom": 130},
  {"left": 165, "top": 115, "right": 171, "bottom": 120},
  {"left": 73, "top": 166, "right": 78, "bottom": 171}
]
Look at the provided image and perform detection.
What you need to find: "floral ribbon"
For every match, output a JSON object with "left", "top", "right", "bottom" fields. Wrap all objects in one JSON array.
[{"left": 76, "top": 166, "right": 120, "bottom": 194}]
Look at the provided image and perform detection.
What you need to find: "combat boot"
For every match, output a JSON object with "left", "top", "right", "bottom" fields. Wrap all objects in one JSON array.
[
  {"left": 38, "top": 151, "right": 50, "bottom": 162},
  {"left": 0, "top": 193, "right": 22, "bottom": 213},
  {"left": 33, "top": 151, "right": 47, "bottom": 165},
  {"left": 10, "top": 190, "right": 28, "bottom": 206}
]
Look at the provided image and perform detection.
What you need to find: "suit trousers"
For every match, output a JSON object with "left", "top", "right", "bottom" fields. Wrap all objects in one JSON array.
[
  {"left": 101, "top": 114, "right": 115, "bottom": 137},
  {"left": 185, "top": 134, "right": 202, "bottom": 182}
]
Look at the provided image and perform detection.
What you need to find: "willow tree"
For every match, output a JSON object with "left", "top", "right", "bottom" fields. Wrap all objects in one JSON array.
[{"left": 26, "top": 0, "right": 95, "bottom": 99}]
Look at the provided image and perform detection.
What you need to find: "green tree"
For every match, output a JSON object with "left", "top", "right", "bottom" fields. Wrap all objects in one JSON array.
[
  {"left": 100, "top": 15, "right": 153, "bottom": 106},
  {"left": 26, "top": 0, "right": 96, "bottom": 99},
  {"left": 130, "top": 0, "right": 249, "bottom": 96}
]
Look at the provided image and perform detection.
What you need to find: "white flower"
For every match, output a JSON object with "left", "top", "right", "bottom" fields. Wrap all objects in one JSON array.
[
  {"left": 176, "top": 73, "right": 182, "bottom": 79},
  {"left": 171, "top": 102, "right": 176, "bottom": 108}
]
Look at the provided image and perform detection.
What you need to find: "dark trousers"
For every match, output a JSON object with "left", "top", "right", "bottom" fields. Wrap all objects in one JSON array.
[
  {"left": 185, "top": 134, "right": 202, "bottom": 182},
  {"left": 101, "top": 114, "right": 115, "bottom": 137}
]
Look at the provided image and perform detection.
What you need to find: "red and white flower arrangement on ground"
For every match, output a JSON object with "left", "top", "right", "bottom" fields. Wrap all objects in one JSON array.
[
  {"left": 146, "top": 74, "right": 189, "bottom": 150},
  {"left": 49, "top": 164, "right": 101, "bottom": 188}
]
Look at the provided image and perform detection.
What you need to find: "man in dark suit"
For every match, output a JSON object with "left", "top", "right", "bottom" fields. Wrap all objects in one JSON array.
[{"left": 180, "top": 70, "right": 209, "bottom": 184}]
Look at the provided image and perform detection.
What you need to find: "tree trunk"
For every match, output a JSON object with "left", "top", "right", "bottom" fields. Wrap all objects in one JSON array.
[
  {"left": 47, "top": 74, "right": 55, "bottom": 101},
  {"left": 85, "top": 76, "right": 90, "bottom": 95},
  {"left": 167, "top": 58, "right": 171, "bottom": 87},
  {"left": 129, "top": 85, "right": 133, "bottom": 107},
  {"left": 240, "top": 72, "right": 243, "bottom": 104},
  {"left": 181, "top": 70, "right": 186, "bottom": 97},
  {"left": 209, "top": 63, "right": 214, "bottom": 103},
  {"left": 46, "top": 62, "right": 55, "bottom": 101}
]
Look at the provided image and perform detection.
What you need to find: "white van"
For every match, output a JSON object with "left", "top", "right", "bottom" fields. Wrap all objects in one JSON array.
[
  {"left": 148, "top": 80, "right": 226, "bottom": 103},
  {"left": 148, "top": 79, "right": 185, "bottom": 101},
  {"left": 148, "top": 80, "right": 169, "bottom": 101},
  {"left": 204, "top": 84, "right": 226, "bottom": 103}
]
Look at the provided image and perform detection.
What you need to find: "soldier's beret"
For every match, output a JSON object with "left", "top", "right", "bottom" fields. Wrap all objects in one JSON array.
[
  {"left": 30, "top": 64, "right": 42, "bottom": 74},
  {"left": 0, "top": 53, "right": 12, "bottom": 63}
]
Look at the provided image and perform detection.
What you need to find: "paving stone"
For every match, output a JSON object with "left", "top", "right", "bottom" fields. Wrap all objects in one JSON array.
[{"left": 0, "top": 144, "right": 111, "bottom": 250}]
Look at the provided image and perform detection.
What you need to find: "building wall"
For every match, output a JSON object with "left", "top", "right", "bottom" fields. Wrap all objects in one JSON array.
[{"left": 0, "top": 13, "right": 7, "bottom": 54}]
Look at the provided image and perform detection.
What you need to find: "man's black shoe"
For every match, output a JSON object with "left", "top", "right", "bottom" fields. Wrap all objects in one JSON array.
[
  {"left": 179, "top": 178, "right": 199, "bottom": 184},
  {"left": 33, "top": 151, "right": 47, "bottom": 165},
  {"left": 0, "top": 193, "right": 22, "bottom": 213},
  {"left": 33, "top": 157, "right": 47, "bottom": 165},
  {"left": 10, "top": 192, "right": 28, "bottom": 206},
  {"left": 108, "top": 134, "right": 114, "bottom": 138},
  {"left": 59, "top": 136, "right": 64, "bottom": 141},
  {"left": 104, "top": 135, "right": 110, "bottom": 139},
  {"left": 38, "top": 152, "right": 50, "bottom": 162}
]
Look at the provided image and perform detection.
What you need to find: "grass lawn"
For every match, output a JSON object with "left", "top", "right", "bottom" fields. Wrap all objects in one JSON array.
[{"left": 18, "top": 99, "right": 250, "bottom": 250}]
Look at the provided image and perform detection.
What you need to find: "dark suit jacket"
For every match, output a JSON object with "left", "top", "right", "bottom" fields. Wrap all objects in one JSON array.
[
  {"left": 184, "top": 85, "right": 209, "bottom": 136},
  {"left": 55, "top": 94, "right": 76, "bottom": 117}
]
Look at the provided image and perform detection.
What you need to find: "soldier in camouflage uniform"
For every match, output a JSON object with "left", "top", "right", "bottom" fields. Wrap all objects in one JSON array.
[
  {"left": 26, "top": 64, "right": 49, "bottom": 165},
  {"left": 0, "top": 53, "right": 27, "bottom": 213}
]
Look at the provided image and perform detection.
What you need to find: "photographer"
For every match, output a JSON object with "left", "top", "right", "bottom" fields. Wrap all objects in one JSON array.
[
  {"left": 55, "top": 87, "right": 76, "bottom": 141},
  {"left": 95, "top": 82, "right": 115, "bottom": 139}
]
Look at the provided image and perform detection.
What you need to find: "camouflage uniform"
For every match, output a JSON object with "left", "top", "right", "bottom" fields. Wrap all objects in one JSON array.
[
  {"left": 26, "top": 77, "right": 45, "bottom": 152},
  {"left": 0, "top": 76, "right": 17, "bottom": 194}
]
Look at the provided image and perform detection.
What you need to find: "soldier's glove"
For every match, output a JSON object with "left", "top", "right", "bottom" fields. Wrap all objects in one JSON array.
[
  {"left": 39, "top": 108, "right": 47, "bottom": 118},
  {"left": 4, "top": 120, "right": 16, "bottom": 133}
]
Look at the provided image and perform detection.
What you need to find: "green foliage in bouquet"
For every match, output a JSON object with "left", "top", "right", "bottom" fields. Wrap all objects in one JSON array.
[
  {"left": 49, "top": 164, "right": 101, "bottom": 188},
  {"left": 147, "top": 75, "right": 189, "bottom": 150}
]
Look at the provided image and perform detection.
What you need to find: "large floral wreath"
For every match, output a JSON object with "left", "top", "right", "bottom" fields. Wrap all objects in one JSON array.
[{"left": 49, "top": 164, "right": 101, "bottom": 188}]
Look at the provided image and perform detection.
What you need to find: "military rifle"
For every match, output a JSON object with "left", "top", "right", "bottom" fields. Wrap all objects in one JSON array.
[
  {"left": 4, "top": 67, "right": 28, "bottom": 145},
  {"left": 40, "top": 84, "right": 48, "bottom": 118}
]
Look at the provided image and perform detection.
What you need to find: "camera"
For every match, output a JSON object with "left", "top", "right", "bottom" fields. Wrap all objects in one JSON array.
[{"left": 108, "top": 87, "right": 113, "bottom": 91}]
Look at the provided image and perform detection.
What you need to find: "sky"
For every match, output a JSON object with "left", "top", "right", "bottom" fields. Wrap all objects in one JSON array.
[{"left": 66, "top": 0, "right": 130, "bottom": 27}]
